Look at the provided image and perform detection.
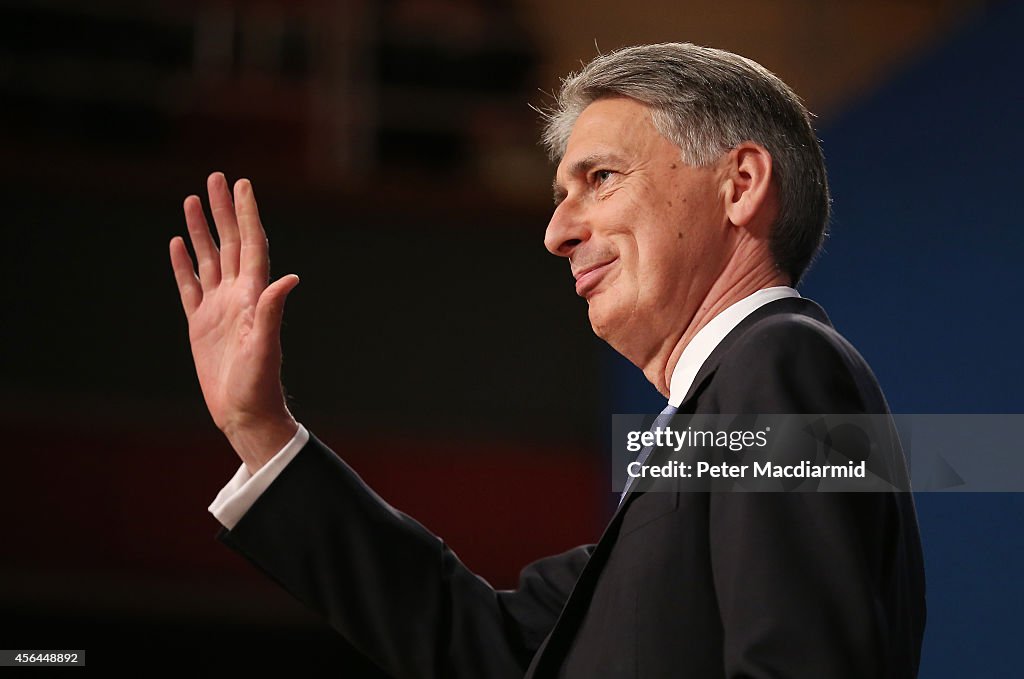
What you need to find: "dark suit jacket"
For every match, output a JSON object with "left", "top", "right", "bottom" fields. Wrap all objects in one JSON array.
[{"left": 219, "top": 297, "right": 926, "bottom": 678}]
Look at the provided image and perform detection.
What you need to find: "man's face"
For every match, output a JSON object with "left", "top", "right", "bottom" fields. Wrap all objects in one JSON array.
[{"left": 545, "top": 97, "right": 731, "bottom": 364}]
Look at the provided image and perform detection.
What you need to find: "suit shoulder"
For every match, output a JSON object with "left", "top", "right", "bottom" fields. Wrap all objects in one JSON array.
[
  {"left": 708, "top": 312, "right": 888, "bottom": 414},
  {"left": 732, "top": 312, "right": 859, "bottom": 365}
]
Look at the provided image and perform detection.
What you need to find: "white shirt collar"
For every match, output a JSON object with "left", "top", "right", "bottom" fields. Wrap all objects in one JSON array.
[{"left": 667, "top": 286, "right": 801, "bottom": 407}]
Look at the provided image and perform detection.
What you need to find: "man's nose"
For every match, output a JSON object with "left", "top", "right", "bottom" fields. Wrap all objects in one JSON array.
[{"left": 544, "top": 199, "right": 589, "bottom": 259}]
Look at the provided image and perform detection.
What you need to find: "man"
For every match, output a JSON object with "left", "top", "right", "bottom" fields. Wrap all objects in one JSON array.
[{"left": 170, "top": 43, "right": 925, "bottom": 677}]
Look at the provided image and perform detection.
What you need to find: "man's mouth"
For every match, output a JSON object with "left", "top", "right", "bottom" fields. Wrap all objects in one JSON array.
[{"left": 573, "top": 259, "right": 617, "bottom": 297}]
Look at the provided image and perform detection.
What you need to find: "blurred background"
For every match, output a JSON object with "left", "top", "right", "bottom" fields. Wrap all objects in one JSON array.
[{"left": 2, "top": 0, "right": 1021, "bottom": 674}]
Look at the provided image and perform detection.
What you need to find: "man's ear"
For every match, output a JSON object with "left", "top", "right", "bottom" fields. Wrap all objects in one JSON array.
[{"left": 722, "top": 142, "right": 775, "bottom": 234}]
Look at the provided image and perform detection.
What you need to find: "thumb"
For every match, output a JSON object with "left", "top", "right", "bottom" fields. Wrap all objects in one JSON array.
[{"left": 254, "top": 274, "right": 300, "bottom": 343}]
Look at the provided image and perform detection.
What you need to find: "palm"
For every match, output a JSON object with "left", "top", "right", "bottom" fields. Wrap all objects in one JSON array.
[
  {"left": 189, "top": 281, "right": 262, "bottom": 427},
  {"left": 169, "top": 173, "right": 300, "bottom": 438}
]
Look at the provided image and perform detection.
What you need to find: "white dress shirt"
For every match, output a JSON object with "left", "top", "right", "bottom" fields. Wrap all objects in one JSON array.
[
  {"left": 667, "top": 286, "right": 800, "bottom": 406},
  {"left": 210, "top": 286, "right": 800, "bottom": 529}
]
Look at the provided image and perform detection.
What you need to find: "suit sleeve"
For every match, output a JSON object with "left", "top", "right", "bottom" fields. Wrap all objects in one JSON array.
[
  {"left": 703, "top": 315, "right": 919, "bottom": 678},
  {"left": 218, "top": 433, "right": 590, "bottom": 679}
]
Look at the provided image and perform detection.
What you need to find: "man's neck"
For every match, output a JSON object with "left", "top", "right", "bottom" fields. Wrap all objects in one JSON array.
[{"left": 643, "top": 265, "right": 791, "bottom": 397}]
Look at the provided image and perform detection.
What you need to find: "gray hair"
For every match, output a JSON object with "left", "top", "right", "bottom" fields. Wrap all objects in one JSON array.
[{"left": 540, "top": 43, "right": 830, "bottom": 285}]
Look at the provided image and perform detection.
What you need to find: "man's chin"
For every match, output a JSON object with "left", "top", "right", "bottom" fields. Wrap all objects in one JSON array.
[
  {"left": 587, "top": 295, "right": 652, "bottom": 365},
  {"left": 587, "top": 301, "right": 624, "bottom": 344}
]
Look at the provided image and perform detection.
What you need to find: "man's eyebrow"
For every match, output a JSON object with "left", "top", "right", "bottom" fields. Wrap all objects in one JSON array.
[
  {"left": 552, "top": 179, "right": 567, "bottom": 206},
  {"left": 552, "top": 152, "right": 625, "bottom": 206}
]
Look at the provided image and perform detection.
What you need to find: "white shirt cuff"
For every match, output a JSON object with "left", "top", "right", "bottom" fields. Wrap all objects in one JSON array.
[{"left": 208, "top": 424, "right": 310, "bottom": 530}]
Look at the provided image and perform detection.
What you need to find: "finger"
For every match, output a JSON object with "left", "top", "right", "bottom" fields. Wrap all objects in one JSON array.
[
  {"left": 208, "top": 171, "right": 241, "bottom": 280},
  {"left": 254, "top": 274, "right": 300, "bottom": 347},
  {"left": 183, "top": 194, "right": 221, "bottom": 289},
  {"left": 234, "top": 178, "right": 269, "bottom": 284},
  {"left": 169, "top": 236, "right": 203, "bottom": 316}
]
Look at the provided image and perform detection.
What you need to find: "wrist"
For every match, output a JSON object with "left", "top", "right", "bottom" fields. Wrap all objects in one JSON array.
[{"left": 222, "top": 413, "right": 300, "bottom": 474}]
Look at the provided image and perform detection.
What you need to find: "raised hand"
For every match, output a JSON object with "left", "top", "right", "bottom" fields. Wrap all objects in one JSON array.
[{"left": 170, "top": 172, "right": 300, "bottom": 473}]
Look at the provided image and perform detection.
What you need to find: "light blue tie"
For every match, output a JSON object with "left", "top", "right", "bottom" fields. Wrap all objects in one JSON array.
[{"left": 619, "top": 403, "right": 679, "bottom": 506}]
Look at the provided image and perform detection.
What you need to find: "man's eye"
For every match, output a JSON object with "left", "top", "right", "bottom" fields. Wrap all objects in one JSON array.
[{"left": 594, "top": 170, "right": 614, "bottom": 185}]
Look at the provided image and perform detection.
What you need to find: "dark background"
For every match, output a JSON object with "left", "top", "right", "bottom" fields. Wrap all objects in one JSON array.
[{"left": 2, "top": 0, "right": 1021, "bottom": 674}]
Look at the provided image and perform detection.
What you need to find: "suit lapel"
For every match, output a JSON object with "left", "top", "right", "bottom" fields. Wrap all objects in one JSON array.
[
  {"left": 526, "top": 297, "right": 833, "bottom": 677},
  {"left": 612, "top": 297, "right": 832, "bottom": 515}
]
